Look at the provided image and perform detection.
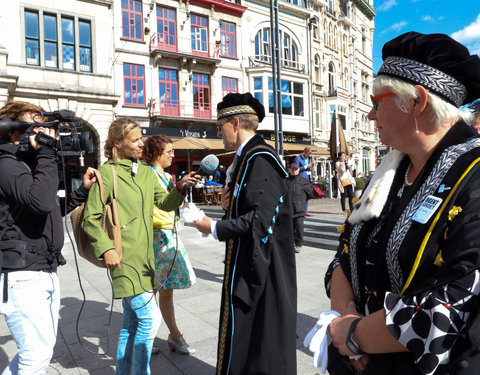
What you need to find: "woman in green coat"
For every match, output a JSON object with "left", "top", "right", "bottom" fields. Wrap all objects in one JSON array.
[{"left": 82, "top": 118, "right": 198, "bottom": 375}]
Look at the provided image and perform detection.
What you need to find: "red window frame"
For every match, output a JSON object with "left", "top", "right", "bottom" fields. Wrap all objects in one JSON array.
[
  {"left": 158, "top": 68, "right": 179, "bottom": 116},
  {"left": 122, "top": 0, "right": 143, "bottom": 41},
  {"left": 193, "top": 73, "right": 211, "bottom": 118},
  {"left": 123, "top": 63, "right": 145, "bottom": 107},
  {"left": 191, "top": 14, "right": 209, "bottom": 57},
  {"left": 156, "top": 6, "right": 177, "bottom": 52},
  {"left": 222, "top": 76, "right": 238, "bottom": 97},
  {"left": 220, "top": 20, "right": 236, "bottom": 58}
]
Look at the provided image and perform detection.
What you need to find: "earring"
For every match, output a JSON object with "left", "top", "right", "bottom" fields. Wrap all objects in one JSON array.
[{"left": 414, "top": 117, "right": 419, "bottom": 134}]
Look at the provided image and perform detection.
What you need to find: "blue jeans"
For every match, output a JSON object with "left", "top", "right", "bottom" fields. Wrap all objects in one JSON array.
[
  {"left": 0, "top": 270, "right": 60, "bottom": 375},
  {"left": 116, "top": 291, "right": 161, "bottom": 375}
]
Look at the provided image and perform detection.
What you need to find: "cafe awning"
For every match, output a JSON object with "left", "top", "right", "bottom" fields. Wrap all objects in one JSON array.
[{"left": 171, "top": 137, "right": 225, "bottom": 151}]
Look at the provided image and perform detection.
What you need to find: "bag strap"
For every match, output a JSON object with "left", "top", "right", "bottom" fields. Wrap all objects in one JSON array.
[
  {"left": 93, "top": 169, "right": 105, "bottom": 206},
  {"left": 110, "top": 165, "right": 118, "bottom": 201}
]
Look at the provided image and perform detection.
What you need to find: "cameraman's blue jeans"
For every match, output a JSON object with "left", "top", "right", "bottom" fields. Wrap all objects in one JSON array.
[
  {"left": 116, "top": 291, "right": 161, "bottom": 375},
  {"left": 0, "top": 270, "right": 59, "bottom": 375}
]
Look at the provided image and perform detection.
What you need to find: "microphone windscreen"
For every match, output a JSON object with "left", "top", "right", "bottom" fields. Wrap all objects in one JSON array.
[{"left": 199, "top": 154, "right": 219, "bottom": 174}]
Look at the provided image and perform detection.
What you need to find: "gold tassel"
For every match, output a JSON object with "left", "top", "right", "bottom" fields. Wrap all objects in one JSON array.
[{"left": 434, "top": 250, "right": 445, "bottom": 267}]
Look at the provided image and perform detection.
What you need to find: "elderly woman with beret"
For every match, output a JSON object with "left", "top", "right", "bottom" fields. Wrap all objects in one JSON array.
[{"left": 325, "top": 32, "right": 480, "bottom": 375}]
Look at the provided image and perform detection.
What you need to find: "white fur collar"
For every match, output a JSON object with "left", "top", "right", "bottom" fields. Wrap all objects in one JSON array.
[{"left": 348, "top": 150, "right": 405, "bottom": 225}]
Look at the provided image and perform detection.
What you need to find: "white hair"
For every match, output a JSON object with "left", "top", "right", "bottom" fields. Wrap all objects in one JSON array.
[{"left": 373, "top": 75, "right": 473, "bottom": 127}]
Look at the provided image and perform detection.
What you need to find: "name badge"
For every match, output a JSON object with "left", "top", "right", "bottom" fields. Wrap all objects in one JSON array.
[{"left": 412, "top": 195, "right": 443, "bottom": 224}]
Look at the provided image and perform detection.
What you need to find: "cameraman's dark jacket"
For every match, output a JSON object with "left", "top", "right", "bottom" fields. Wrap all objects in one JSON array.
[{"left": 0, "top": 143, "right": 88, "bottom": 271}]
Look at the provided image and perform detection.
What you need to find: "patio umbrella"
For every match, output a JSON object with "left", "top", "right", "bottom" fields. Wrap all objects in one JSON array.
[{"left": 329, "top": 111, "right": 350, "bottom": 161}]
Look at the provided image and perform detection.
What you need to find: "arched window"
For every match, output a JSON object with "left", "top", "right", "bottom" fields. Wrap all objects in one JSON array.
[
  {"left": 343, "top": 34, "right": 347, "bottom": 56},
  {"left": 328, "top": 61, "right": 335, "bottom": 95},
  {"left": 254, "top": 27, "right": 299, "bottom": 69}
]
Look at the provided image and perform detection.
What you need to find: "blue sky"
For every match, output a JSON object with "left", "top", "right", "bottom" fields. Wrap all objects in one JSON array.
[{"left": 372, "top": 0, "right": 480, "bottom": 73}]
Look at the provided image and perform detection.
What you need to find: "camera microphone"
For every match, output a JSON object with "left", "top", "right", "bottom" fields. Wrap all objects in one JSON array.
[
  {"left": 40, "top": 109, "right": 76, "bottom": 120},
  {"left": 0, "top": 118, "right": 33, "bottom": 134}
]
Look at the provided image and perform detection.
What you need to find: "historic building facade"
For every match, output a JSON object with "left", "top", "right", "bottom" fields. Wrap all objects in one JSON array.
[{"left": 0, "top": 0, "right": 377, "bottom": 182}]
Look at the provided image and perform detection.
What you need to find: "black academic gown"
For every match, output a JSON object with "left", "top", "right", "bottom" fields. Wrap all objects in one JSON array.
[{"left": 215, "top": 135, "right": 297, "bottom": 375}]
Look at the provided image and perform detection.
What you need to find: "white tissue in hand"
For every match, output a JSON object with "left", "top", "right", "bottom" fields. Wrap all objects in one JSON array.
[
  {"left": 303, "top": 310, "right": 341, "bottom": 373},
  {"left": 181, "top": 202, "right": 205, "bottom": 223}
]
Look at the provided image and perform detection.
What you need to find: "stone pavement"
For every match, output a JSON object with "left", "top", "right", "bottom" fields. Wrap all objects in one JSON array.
[{"left": 0, "top": 199, "right": 344, "bottom": 374}]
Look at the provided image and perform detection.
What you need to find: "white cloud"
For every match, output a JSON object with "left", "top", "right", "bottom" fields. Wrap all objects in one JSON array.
[
  {"left": 376, "top": 0, "right": 398, "bottom": 12},
  {"left": 451, "top": 13, "right": 480, "bottom": 43},
  {"left": 421, "top": 15, "right": 433, "bottom": 22},
  {"left": 380, "top": 20, "right": 408, "bottom": 35},
  {"left": 391, "top": 21, "right": 408, "bottom": 32}
]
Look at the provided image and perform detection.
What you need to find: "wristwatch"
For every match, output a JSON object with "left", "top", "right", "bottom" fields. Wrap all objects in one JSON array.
[{"left": 345, "top": 317, "right": 364, "bottom": 355}]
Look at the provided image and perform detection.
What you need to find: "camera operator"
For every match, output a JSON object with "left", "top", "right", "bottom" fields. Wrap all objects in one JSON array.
[{"left": 0, "top": 100, "right": 95, "bottom": 374}]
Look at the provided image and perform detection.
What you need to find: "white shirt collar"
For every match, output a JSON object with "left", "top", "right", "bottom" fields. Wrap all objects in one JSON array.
[{"left": 236, "top": 134, "right": 255, "bottom": 157}]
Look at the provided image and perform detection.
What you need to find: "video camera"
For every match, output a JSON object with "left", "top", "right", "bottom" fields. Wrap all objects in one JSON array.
[{"left": 0, "top": 109, "right": 93, "bottom": 156}]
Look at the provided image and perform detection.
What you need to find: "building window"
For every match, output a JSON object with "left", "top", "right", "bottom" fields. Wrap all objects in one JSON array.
[
  {"left": 122, "top": 0, "right": 143, "bottom": 41},
  {"left": 253, "top": 77, "right": 263, "bottom": 104},
  {"left": 123, "top": 63, "right": 145, "bottom": 107},
  {"left": 191, "top": 14, "right": 208, "bottom": 56},
  {"left": 220, "top": 20, "right": 236, "bottom": 58},
  {"left": 254, "top": 28, "right": 299, "bottom": 70},
  {"left": 333, "top": 26, "right": 337, "bottom": 50},
  {"left": 314, "top": 54, "right": 321, "bottom": 83},
  {"left": 24, "top": 10, "right": 93, "bottom": 72},
  {"left": 61, "top": 17, "right": 75, "bottom": 70},
  {"left": 157, "top": 6, "right": 177, "bottom": 52},
  {"left": 328, "top": 62, "right": 335, "bottom": 96},
  {"left": 192, "top": 73, "right": 211, "bottom": 118},
  {"left": 25, "top": 10, "right": 40, "bottom": 66},
  {"left": 343, "top": 68, "right": 348, "bottom": 89},
  {"left": 268, "top": 78, "right": 304, "bottom": 117},
  {"left": 362, "top": 28, "right": 366, "bottom": 55},
  {"left": 343, "top": 34, "right": 348, "bottom": 56},
  {"left": 222, "top": 77, "right": 238, "bottom": 97},
  {"left": 158, "top": 68, "right": 179, "bottom": 116},
  {"left": 44, "top": 14, "right": 57, "bottom": 68},
  {"left": 312, "top": 18, "right": 319, "bottom": 40},
  {"left": 315, "top": 99, "right": 320, "bottom": 129},
  {"left": 79, "top": 20, "right": 92, "bottom": 72},
  {"left": 362, "top": 147, "right": 370, "bottom": 173},
  {"left": 323, "top": 19, "right": 327, "bottom": 45}
]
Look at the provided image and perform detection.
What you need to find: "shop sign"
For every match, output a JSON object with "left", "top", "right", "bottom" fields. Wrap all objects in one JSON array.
[
  {"left": 264, "top": 132, "right": 311, "bottom": 144},
  {"left": 142, "top": 127, "right": 218, "bottom": 139}
]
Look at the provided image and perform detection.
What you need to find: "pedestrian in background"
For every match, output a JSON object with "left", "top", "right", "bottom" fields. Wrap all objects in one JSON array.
[
  {"left": 335, "top": 151, "right": 354, "bottom": 212},
  {"left": 287, "top": 162, "right": 315, "bottom": 253},
  {"left": 142, "top": 135, "right": 197, "bottom": 356},
  {"left": 213, "top": 164, "right": 226, "bottom": 185},
  {"left": 295, "top": 146, "right": 314, "bottom": 216},
  {"left": 82, "top": 118, "right": 199, "bottom": 375}
]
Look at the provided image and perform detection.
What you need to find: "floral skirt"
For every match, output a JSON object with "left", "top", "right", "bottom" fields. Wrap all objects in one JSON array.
[{"left": 153, "top": 228, "right": 196, "bottom": 290}]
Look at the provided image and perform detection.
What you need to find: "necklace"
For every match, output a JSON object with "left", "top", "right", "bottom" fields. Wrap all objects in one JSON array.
[{"left": 404, "top": 163, "right": 413, "bottom": 186}]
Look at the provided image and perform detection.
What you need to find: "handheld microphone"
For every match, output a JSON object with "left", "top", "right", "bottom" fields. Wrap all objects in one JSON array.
[
  {"left": 196, "top": 154, "right": 219, "bottom": 175},
  {"left": 181, "top": 154, "right": 220, "bottom": 192},
  {"left": 40, "top": 109, "right": 76, "bottom": 120}
]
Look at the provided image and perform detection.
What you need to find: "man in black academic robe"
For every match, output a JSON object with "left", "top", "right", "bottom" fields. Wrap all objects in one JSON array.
[{"left": 195, "top": 93, "right": 297, "bottom": 375}]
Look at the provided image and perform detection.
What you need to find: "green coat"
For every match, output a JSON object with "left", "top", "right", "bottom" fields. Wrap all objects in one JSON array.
[{"left": 82, "top": 159, "right": 183, "bottom": 298}]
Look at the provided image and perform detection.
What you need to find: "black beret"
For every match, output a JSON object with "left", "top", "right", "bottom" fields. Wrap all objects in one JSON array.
[
  {"left": 378, "top": 31, "right": 480, "bottom": 107},
  {"left": 217, "top": 92, "right": 265, "bottom": 122}
]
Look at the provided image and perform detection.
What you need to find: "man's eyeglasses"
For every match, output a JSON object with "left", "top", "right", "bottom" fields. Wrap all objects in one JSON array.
[
  {"left": 370, "top": 92, "right": 395, "bottom": 111},
  {"left": 163, "top": 150, "right": 175, "bottom": 156},
  {"left": 216, "top": 118, "right": 234, "bottom": 132}
]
